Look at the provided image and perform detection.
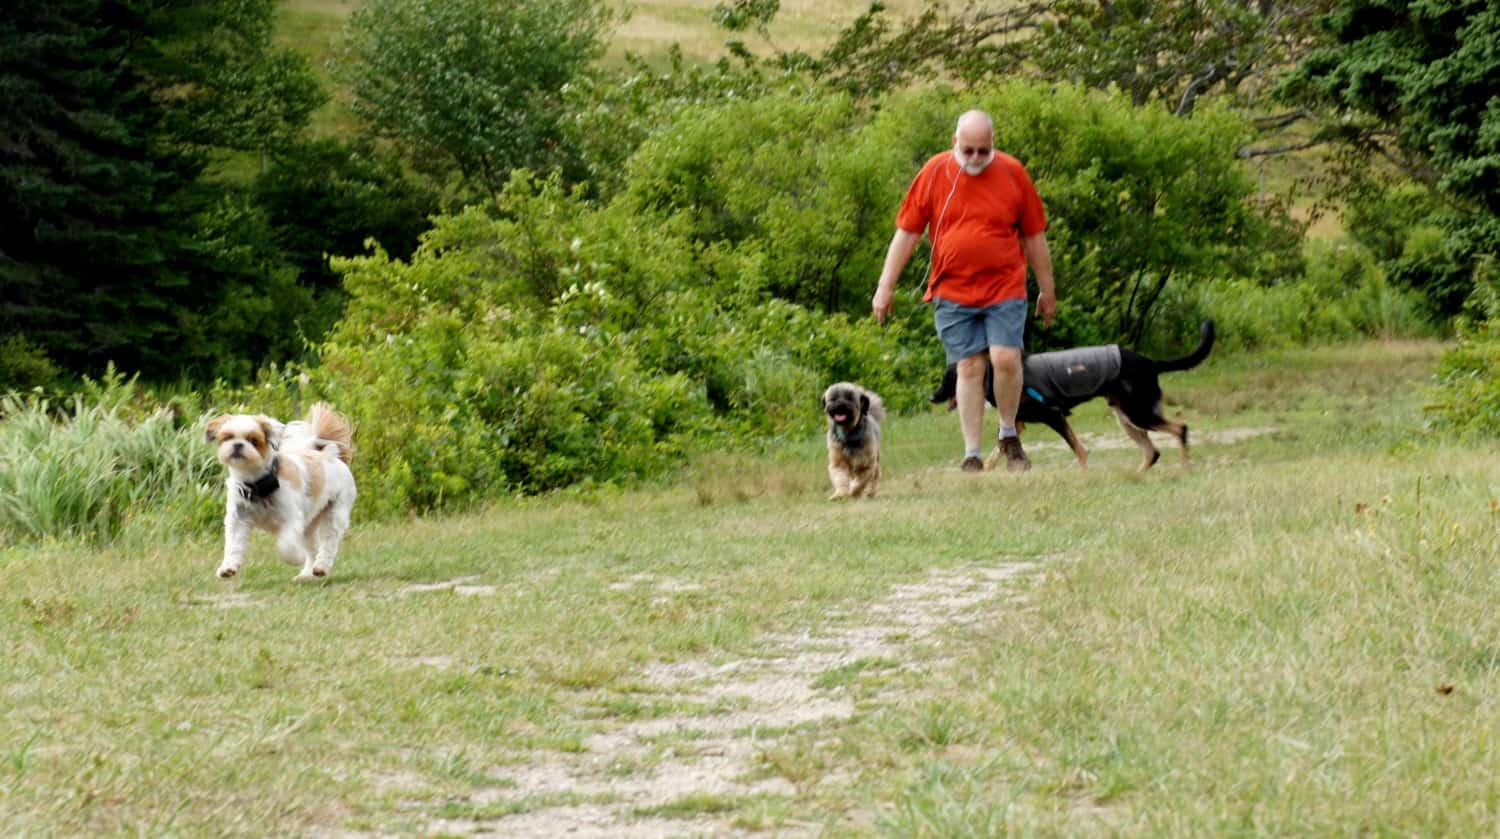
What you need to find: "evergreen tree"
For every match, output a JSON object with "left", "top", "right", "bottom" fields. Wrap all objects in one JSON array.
[
  {"left": 1, "top": 0, "right": 326, "bottom": 379},
  {"left": 0, "top": 1, "right": 202, "bottom": 375}
]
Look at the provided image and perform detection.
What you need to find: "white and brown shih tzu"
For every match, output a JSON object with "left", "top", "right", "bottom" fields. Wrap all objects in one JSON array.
[{"left": 204, "top": 403, "right": 356, "bottom": 581}]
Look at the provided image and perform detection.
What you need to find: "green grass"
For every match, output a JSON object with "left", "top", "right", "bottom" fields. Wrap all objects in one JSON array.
[{"left": 6, "top": 339, "right": 1500, "bottom": 834}]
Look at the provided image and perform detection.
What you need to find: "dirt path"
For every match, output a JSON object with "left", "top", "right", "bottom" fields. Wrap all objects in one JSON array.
[
  {"left": 420, "top": 560, "right": 1046, "bottom": 837},
  {"left": 351, "top": 426, "right": 1277, "bottom": 835}
]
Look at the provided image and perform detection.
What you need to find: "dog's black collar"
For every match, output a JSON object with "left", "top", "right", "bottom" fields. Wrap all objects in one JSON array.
[
  {"left": 833, "top": 417, "right": 867, "bottom": 448},
  {"left": 238, "top": 455, "right": 280, "bottom": 500}
]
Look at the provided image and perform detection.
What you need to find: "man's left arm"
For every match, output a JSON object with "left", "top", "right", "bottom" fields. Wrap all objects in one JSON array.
[{"left": 1022, "top": 232, "right": 1056, "bottom": 328}]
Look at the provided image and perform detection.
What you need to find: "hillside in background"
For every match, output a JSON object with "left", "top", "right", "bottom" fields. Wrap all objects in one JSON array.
[{"left": 275, "top": 0, "right": 927, "bottom": 139}]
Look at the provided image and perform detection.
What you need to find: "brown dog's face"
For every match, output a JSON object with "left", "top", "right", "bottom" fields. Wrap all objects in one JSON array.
[
  {"left": 823, "top": 385, "right": 869, "bottom": 430},
  {"left": 204, "top": 414, "right": 281, "bottom": 473}
]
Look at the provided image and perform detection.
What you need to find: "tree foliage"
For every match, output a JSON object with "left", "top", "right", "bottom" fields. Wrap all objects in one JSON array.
[
  {"left": 1, "top": 1, "right": 202, "bottom": 376},
  {"left": 1035, "top": 0, "right": 1334, "bottom": 114},
  {"left": 136, "top": 0, "right": 326, "bottom": 155},
  {"left": 337, "top": 0, "right": 612, "bottom": 202},
  {"left": 1281, "top": 0, "right": 1500, "bottom": 314},
  {"left": 706, "top": 0, "right": 1329, "bottom": 114},
  {"left": 251, "top": 139, "right": 440, "bottom": 298},
  {"left": 0, "top": 0, "right": 326, "bottom": 380}
]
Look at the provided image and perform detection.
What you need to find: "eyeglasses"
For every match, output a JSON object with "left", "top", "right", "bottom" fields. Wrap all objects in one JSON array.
[{"left": 959, "top": 146, "right": 991, "bottom": 157}]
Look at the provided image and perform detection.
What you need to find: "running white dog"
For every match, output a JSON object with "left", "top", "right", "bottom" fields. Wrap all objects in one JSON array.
[{"left": 204, "top": 403, "right": 356, "bottom": 581}]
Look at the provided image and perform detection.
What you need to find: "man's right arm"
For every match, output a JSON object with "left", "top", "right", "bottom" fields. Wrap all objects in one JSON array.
[{"left": 872, "top": 228, "right": 922, "bottom": 324}]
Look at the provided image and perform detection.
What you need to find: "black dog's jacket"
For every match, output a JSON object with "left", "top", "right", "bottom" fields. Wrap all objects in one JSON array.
[{"left": 1020, "top": 345, "right": 1122, "bottom": 407}]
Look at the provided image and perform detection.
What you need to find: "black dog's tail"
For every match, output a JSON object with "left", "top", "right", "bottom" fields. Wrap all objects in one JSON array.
[
  {"left": 929, "top": 364, "right": 959, "bottom": 405},
  {"left": 1154, "top": 319, "right": 1216, "bottom": 373}
]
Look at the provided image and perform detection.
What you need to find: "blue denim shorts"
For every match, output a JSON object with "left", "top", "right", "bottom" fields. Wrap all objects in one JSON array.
[{"left": 932, "top": 297, "right": 1027, "bottom": 363}]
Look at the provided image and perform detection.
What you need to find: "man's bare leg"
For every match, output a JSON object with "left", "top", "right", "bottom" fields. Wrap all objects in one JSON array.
[
  {"left": 989, "top": 345, "right": 1022, "bottom": 431},
  {"left": 989, "top": 344, "right": 1030, "bottom": 471},
  {"left": 955, "top": 352, "right": 988, "bottom": 466}
]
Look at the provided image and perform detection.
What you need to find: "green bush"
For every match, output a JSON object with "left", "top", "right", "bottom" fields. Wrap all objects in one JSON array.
[
  {"left": 614, "top": 80, "right": 1297, "bottom": 355},
  {"left": 963, "top": 81, "right": 1297, "bottom": 348},
  {"left": 0, "top": 336, "right": 61, "bottom": 392},
  {"left": 1144, "top": 239, "right": 1435, "bottom": 351},
  {"left": 1427, "top": 259, "right": 1500, "bottom": 437},
  {"left": 312, "top": 164, "right": 934, "bottom": 514},
  {"left": 621, "top": 90, "right": 906, "bottom": 314}
]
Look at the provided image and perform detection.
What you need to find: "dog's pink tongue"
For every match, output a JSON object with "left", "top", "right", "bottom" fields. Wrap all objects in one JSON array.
[{"left": 833, "top": 412, "right": 849, "bottom": 423}]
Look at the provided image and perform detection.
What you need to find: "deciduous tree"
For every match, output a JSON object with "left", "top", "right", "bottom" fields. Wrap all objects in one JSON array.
[{"left": 336, "top": 0, "right": 612, "bottom": 203}]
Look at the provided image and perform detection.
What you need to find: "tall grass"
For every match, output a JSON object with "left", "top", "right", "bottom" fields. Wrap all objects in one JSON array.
[{"left": 0, "top": 380, "right": 220, "bottom": 549}]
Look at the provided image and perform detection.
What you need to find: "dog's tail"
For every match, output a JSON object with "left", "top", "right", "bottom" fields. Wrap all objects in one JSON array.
[
  {"left": 929, "top": 365, "right": 958, "bottom": 405},
  {"left": 865, "top": 389, "right": 887, "bottom": 425},
  {"left": 303, "top": 402, "right": 354, "bottom": 464},
  {"left": 1154, "top": 320, "right": 1216, "bottom": 373}
]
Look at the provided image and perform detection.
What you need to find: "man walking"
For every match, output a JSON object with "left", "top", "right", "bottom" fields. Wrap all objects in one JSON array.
[{"left": 872, "top": 110, "right": 1057, "bottom": 472}]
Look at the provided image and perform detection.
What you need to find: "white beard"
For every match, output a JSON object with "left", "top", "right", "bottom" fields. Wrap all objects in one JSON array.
[{"left": 953, "top": 148, "right": 994, "bottom": 176}]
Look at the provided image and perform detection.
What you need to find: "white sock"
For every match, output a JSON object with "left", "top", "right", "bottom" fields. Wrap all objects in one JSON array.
[
  {"left": 1000, "top": 426, "right": 1018, "bottom": 439},
  {"left": 965, "top": 449, "right": 982, "bottom": 459}
]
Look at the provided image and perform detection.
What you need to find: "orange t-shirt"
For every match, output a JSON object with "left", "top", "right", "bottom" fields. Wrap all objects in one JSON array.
[{"left": 896, "top": 151, "right": 1047, "bottom": 306}]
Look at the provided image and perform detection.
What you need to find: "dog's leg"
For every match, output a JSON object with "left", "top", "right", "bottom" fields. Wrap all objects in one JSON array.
[
  {"left": 1148, "top": 417, "right": 1189, "bottom": 464},
  {"left": 1133, "top": 399, "right": 1189, "bottom": 465},
  {"left": 274, "top": 512, "right": 318, "bottom": 581},
  {"left": 1112, "top": 407, "right": 1160, "bottom": 472},
  {"left": 1060, "top": 423, "right": 1089, "bottom": 469},
  {"left": 218, "top": 514, "right": 253, "bottom": 579},
  {"left": 283, "top": 530, "right": 311, "bottom": 567},
  {"left": 1140, "top": 411, "right": 1188, "bottom": 465},
  {"left": 828, "top": 463, "right": 851, "bottom": 500},
  {"left": 850, "top": 464, "right": 878, "bottom": 498},
  {"left": 1040, "top": 413, "right": 1087, "bottom": 469},
  {"left": 982, "top": 445, "right": 1002, "bottom": 471},
  {"left": 309, "top": 495, "right": 353, "bottom": 578}
]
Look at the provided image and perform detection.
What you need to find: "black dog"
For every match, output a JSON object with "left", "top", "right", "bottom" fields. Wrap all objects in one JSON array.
[{"left": 930, "top": 320, "right": 1216, "bottom": 471}]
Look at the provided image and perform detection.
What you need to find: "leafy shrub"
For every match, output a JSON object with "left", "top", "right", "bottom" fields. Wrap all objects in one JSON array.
[
  {"left": 621, "top": 90, "right": 906, "bottom": 314},
  {"left": 1426, "top": 331, "right": 1500, "bottom": 437},
  {"left": 1427, "top": 259, "right": 1500, "bottom": 437},
  {"left": 1144, "top": 239, "right": 1435, "bottom": 351},
  {"left": 956, "top": 81, "right": 1296, "bottom": 347},
  {"left": 615, "top": 80, "right": 1300, "bottom": 356},
  {"left": 312, "top": 164, "right": 933, "bottom": 514},
  {"left": 0, "top": 336, "right": 61, "bottom": 392}
]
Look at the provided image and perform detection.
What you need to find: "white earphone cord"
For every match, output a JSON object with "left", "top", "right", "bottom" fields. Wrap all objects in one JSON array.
[{"left": 916, "top": 160, "right": 963, "bottom": 297}]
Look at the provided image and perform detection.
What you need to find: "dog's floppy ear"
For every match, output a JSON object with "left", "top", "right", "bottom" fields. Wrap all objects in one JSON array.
[
  {"left": 204, "top": 415, "right": 229, "bottom": 444},
  {"left": 256, "top": 416, "right": 285, "bottom": 450},
  {"left": 860, "top": 393, "right": 870, "bottom": 415}
]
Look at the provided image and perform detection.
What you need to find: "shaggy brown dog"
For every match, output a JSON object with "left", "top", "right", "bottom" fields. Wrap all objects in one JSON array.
[{"left": 823, "top": 382, "right": 885, "bottom": 499}]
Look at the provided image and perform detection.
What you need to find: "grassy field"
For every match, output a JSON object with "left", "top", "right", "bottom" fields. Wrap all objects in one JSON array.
[
  {"left": 278, "top": 0, "right": 928, "bottom": 63},
  {"left": 5, "top": 339, "right": 1500, "bottom": 835}
]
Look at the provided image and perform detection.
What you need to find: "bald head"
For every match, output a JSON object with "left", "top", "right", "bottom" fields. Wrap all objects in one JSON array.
[
  {"left": 955, "top": 110, "right": 994, "bottom": 140},
  {"left": 952, "top": 110, "right": 996, "bottom": 175}
]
